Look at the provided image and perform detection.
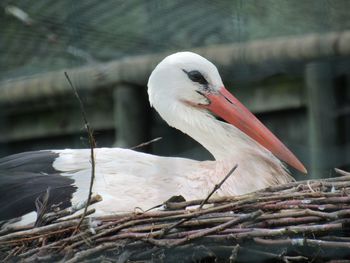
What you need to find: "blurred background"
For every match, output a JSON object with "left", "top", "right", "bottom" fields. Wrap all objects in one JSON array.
[{"left": 0, "top": 0, "right": 349, "bottom": 179}]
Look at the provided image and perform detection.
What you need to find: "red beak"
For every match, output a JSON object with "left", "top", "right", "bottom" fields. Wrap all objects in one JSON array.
[{"left": 204, "top": 87, "right": 307, "bottom": 174}]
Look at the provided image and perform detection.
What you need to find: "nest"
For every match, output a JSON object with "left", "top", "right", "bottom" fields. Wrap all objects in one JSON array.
[{"left": 1, "top": 169, "right": 350, "bottom": 263}]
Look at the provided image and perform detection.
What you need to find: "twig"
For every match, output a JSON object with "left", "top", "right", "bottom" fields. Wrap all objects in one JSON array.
[
  {"left": 130, "top": 137, "right": 162, "bottom": 150},
  {"left": 34, "top": 187, "right": 50, "bottom": 227},
  {"left": 0, "top": 219, "right": 84, "bottom": 243},
  {"left": 307, "top": 180, "right": 316, "bottom": 193},
  {"left": 65, "top": 242, "right": 121, "bottom": 263},
  {"left": 4, "top": 5, "right": 33, "bottom": 25},
  {"left": 229, "top": 244, "right": 239, "bottom": 263},
  {"left": 253, "top": 237, "right": 350, "bottom": 249},
  {"left": 199, "top": 164, "right": 238, "bottom": 209},
  {"left": 44, "top": 194, "right": 102, "bottom": 223},
  {"left": 206, "top": 222, "right": 346, "bottom": 241},
  {"left": 3, "top": 245, "right": 24, "bottom": 262},
  {"left": 146, "top": 210, "right": 262, "bottom": 247},
  {"left": 236, "top": 247, "right": 308, "bottom": 262},
  {"left": 64, "top": 72, "right": 96, "bottom": 234},
  {"left": 335, "top": 168, "right": 350, "bottom": 177},
  {"left": 56, "top": 209, "right": 96, "bottom": 222}
]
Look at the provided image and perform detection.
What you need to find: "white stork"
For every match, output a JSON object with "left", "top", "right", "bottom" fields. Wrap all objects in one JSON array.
[{"left": 0, "top": 52, "right": 306, "bottom": 225}]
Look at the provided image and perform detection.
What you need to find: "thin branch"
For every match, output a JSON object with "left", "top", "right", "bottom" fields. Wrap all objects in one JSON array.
[
  {"left": 0, "top": 219, "right": 84, "bottom": 243},
  {"left": 199, "top": 164, "right": 238, "bottom": 209},
  {"left": 335, "top": 168, "right": 350, "bottom": 177},
  {"left": 229, "top": 244, "right": 239, "bottom": 262},
  {"left": 64, "top": 72, "right": 96, "bottom": 234},
  {"left": 65, "top": 242, "right": 120, "bottom": 263},
  {"left": 44, "top": 194, "right": 102, "bottom": 223},
  {"left": 34, "top": 187, "right": 51, "bottom": 227},
  {"left": 130, "top": 137, "right": 162, "bottom": 150},
  {"left": 253, "top": 237, "right": 350, "bottom": 249},
  {"left": 146, "top": 210, "right": 262, "bottom": 247},
  {"left": 4, "top": 5, "right": 33, "bottom": 25}
]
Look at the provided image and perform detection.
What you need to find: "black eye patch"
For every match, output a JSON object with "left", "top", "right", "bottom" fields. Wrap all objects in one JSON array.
[{"left": 182, "top": 69, "right": 208, "bottom": 85}]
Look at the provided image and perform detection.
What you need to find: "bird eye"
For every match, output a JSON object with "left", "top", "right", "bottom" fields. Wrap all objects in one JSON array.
[{"left": 183, "top": 70, "right": 208, "bottom": 85}]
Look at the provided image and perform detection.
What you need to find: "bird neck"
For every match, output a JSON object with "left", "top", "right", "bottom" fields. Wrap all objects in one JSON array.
[{"left": 172, "top": 106, "right": 262, "bottom": 161}]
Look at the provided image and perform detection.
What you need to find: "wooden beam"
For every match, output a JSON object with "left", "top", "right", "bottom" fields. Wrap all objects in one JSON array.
[{"left": 306, "top": 62, "right": 337, "bottom": 178}]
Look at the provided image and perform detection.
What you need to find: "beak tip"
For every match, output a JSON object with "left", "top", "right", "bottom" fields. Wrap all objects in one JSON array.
[
  {"left": 294, "top": 162, "right": 308, "bottom": 175},
  {"left": 301, "top": 167, "right": 308, "bottom": 175}
]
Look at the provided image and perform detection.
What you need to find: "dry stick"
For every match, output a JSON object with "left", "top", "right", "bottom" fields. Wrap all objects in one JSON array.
[
  {"left": 237, "top": 246, "right": 308, "bottom": 262},
  {"left": 1, "top": 201, "right": 100, "bottom": 248},
  {"left": 99, "top": 217, "right": 277, "bottom": 242},
  {"left": 229, "top": 244, "right": 240, "bottom": 262},
  {"left": 199, "top": 164, "right": 238, "bottom": 209},
  {"left": 117, "top": 216, "right": 322, "bottom": 235},
  {"left": 56, "top": 209, "right": 96, "bottom": 222},
  {"left": 97, "top": 216, "right": 247, "bottom": 242},
  {"left": 0, "top": 225, "right": 33, "bottom": 237},
  {"left": 208, "top": 193, "right": 350, "bottom": 214},
  {"left": 0, "top": 227, "right": 77, "bottom": 246},
  {"left": 263, "top": 175, "right": 350, "bottom": 192},
  {"left": 147, "top": 210, "right": 263, "bottom": 247},
  {"left": 34, "top": 187, "right": 51, "bottom": 227},
  {"left": 253, "top": 237, "right": 350, "bottom": 249},
  {"left": 64, "top": 72, "right": 96, "bottom": 234},
  {"left": 45, "top": 194, "right": 102, "bottom": 223},
  {"left": 246, "top": 216, "right": 323, "bottom": 228},
  {"left": 0, "top": 219, "right": 84, "bottom": 243},
  {"left": 130, "top": 137, "right": 162, "bottom": 150},
  {"left": 97, "top": 209, "right": 185, "bottom": 222},
  {"left": 335, "top": 168, "right": 350, "bottom": 177},
  {"left": 207, "top": 222, "right": 346, "bottom": 241},
  {"left": 68, "top": 211, "right": 200, "bottom": 249},
  {"left": 258, "top": 208, "right": 344, "bottom": 221},
  {"left": 64, "top": 242, "right": 120, "bottom": 263},
  {"left": 164, "top": 228, "right": 252, "bottom": 239},
  {"left": 17, "top": 230, "right": 89, "bottom": 258},
  {"left": 5, "top": 247, "right": 18, "bottom": 259},
  {"left": 17, "top": 213, "right": 142, "bottom": 258},
  {"left": 165, "top": 182, "right": 347, "bottom": 211}
]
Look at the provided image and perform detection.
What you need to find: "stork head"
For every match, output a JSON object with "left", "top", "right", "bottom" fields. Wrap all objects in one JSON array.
[
  {"left": 148, "top": 52, "right": 222, "bottom": 112},
  {"left": 148, "top": 52, "right": 307, "bottom": 174}
]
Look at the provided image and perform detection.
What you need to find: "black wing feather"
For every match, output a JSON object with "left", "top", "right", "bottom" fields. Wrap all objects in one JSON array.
[{"left": 0, "top": 151, "right": 77, "bottom": 221}]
